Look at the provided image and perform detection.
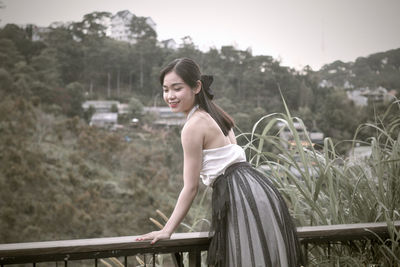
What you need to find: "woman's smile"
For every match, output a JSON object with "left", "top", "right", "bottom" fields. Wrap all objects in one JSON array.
[{"left": 168, "top": 101, "right": 179, "bottom": 108}]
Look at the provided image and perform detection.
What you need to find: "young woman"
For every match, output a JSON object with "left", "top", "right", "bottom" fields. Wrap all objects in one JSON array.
[{"left": 136, "top": 58, "right": 302, "bottom": 267}]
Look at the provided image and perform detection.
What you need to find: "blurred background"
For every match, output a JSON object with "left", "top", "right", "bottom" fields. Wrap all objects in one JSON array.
[
  {"left": 0, "top": 0, "right": 399, "bottom": 255},
  {"left": 2, "top": 0, "right": 400, "bottom": 70}
]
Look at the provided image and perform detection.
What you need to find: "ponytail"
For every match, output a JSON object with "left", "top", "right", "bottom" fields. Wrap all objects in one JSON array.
[{"left": 197, "top": 75, "right": 234, "bottom": 136}]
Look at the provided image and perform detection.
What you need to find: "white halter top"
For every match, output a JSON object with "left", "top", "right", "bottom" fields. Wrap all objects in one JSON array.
[
  {"left": 200, "top": 144, "right": 246, "bottom": 187},
  {"left": 185, "top": 105, "right": 246, "bottom": 186}
]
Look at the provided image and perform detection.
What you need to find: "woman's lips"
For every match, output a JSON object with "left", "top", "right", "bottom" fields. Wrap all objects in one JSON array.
[{"left": 169, "top": 102, "right": 178, "bottom": 108}]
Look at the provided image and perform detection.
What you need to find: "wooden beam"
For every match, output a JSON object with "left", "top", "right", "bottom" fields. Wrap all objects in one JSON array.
[
  {"left": 297, "top": 221, "right": 400, "bottom": 243},
  {"left": 1, "top": 222, "right": 399, "bottom": 265},
  {"left": 0, "top": 232, "right": 210, "bottom": 259}
]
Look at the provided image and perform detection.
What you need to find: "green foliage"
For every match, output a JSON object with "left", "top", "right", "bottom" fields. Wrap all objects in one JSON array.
[
  {"left": 0, "top": 38, "right": 24, "bottom": 70},
  {"left": 215, "top": 97, "right": 236, "bottom": 115},
  {"left": 30, "top": 48, "right": 61, "bottom": 87},
  {"left": 0, "top": 97, "right": 185, "bottom": 243},
  {"left": 44, "top": 25, "right": 84, "bottom": 84},
  {"left": 1, "top": 18, "right": 397, "bottom": 145},
  {"left": 0, "top": 23, "right": 44, "bottom": 62},
  {"left": 239, "top": 98, "right": 400, "bottom": 265},
  {"left": 233, "top": 112, "right": 252, "bottom": 132},
  {"left": 317, "top": 48, "right": 400, "bottom": 91},
  {"left": 316, "top": 89, "right": 361, "bottom": 153},
  {"left": 66, "top": 82, "right": 85, "bottom": 114},
  {"left": 0, "top": 68, "right": 13, "bottom": 92},
  {"left": 129, "top": 15, "right": 157, "bottom": 41},
  {"left": 110, "top": 103, "right": 118, "bottom": 113},
  {"left": 71, "top": 11, "right": 112, "bottom": 40},
  {"left": 128, "top": 96, "right": 144, "bottom": 118}
]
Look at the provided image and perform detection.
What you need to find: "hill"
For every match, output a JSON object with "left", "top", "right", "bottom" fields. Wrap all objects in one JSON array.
[{"left": 315, "top": 48, "right": 400, "bottom": 92}]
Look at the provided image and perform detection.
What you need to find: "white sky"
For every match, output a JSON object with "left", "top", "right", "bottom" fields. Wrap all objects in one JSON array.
[{"left": 1, "top": 0, "right": 400, "bottom": 70}]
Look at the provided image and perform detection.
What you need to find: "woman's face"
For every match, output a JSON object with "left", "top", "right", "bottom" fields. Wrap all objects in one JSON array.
[{"left": 162, "top": 71, "right": 199, "bottom": 115}]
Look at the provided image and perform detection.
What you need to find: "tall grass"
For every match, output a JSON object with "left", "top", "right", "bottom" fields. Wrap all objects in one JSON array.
[{"left": 238, "top": 98, "right": 400, "bottom": 266}]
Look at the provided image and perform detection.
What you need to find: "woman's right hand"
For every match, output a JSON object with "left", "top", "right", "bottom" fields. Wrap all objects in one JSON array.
[{"left": 135, "top": 230, "right": 171, "bottom": 244}]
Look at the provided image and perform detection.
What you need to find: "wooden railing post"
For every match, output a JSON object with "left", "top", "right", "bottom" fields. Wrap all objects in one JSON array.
[
  {"left": 188, "top": 249, "right": 201, "bottom": 267},
  {"left": 172, "top": 252, "right": 183, "bottom": 267},
  {"left": 302, "top": 242, "right": 308, "bottom": 266}
]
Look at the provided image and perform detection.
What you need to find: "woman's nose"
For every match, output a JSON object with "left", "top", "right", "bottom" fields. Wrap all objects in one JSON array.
[{"left": 168, "top": 91, "right": 176, "bottom": 99}]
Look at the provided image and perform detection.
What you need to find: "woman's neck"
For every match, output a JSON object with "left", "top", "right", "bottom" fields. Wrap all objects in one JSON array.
[{"left": 186, "top": 105, "right": 199, "bottom": 121}]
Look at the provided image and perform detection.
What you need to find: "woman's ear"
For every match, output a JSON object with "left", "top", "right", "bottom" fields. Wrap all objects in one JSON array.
[{"left": 193, "top": 80, "right": 202, "bottom": 94}]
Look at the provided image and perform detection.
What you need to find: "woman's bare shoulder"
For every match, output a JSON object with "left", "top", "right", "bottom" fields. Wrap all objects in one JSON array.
[
  {"left": 182, "top": 111, "right": 211, "bottom": 132},
  {"left": 181, "top": 113, "right": 208, "bottom": 147}
]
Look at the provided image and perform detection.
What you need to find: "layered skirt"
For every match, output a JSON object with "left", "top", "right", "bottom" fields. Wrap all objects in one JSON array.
[{"left": 208, "top": 162, "right": 302, "bottom": 267}]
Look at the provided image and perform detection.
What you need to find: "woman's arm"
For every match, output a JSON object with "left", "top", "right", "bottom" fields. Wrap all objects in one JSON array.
[{"left": 136, "top": 122, "right": 203, "bottom": 244}]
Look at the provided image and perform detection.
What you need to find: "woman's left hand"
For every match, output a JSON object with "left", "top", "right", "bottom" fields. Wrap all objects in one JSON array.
[{"left": 135, "top": 230, "right": 171, "bottom": 244}]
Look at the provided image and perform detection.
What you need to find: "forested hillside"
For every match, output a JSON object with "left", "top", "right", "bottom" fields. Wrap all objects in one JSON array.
[
  {"left": 0, "top": 10, "right": 399, "bottom": 243},
  {"left": 0, "top": 96, "right": 195, "bottom": 242},
  {"left": 314, "top": 48, "right": 400, "bottom": 90}
]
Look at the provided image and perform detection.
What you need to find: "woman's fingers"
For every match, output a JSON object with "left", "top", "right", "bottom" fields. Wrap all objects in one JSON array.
[
  {"left": 151, "top": 236, "right": 158, "bottom": 244},
  {"left": 151, "top": 232, "right": 170, "bottom": 244},
  {"left": 135, "top": 232, "right": 155, "bottom": 241},
  {"left": 136, "top": 231, "right": 170, "bottom": 244}
]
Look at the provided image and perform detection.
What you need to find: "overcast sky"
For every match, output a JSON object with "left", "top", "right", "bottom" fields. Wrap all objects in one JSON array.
[{"left": 1, "top": 0, "right": 400, "bottom": 70}]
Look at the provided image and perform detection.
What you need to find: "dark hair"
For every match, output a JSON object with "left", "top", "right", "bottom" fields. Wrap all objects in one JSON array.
[{"left": 159, "top": 58, "right": 234, "bottom": 136}]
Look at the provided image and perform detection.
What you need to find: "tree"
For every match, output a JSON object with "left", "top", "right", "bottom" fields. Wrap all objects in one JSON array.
[
  {"left": 0, "top": 38, "right": 24, "bottom": 71},
  {"left": 44, "top": 25, "right": 84, "bottom": 84},
  {"left": 71, "top": 12, "right": 112, "bottom": 41},
  {"left": 128, "top": 97, "right": 144, "bottom": 118},
  {"left": 65, "top": 82, "right": 85, "bottom": 117},
  {"left": 83, "top": 105, "right": 96, "bottom": 123},
  {"left": 233, "top": 112, "right": 252, "bottom": 132},
  {"left": 315, "top": 89, "right": 360, "bottom": 153},
  {"left": 166, "top": 36, "right": 202, "bottom": 65},
  {"left": 298, "top": 79, "right": 314, "bottom": 108},
  {"left": 95, "top": 39, "right": 133, "bottom": 98},
  {"left": 296, "top": 106, "right": 314, "bottom": 129},
  {"left": 0, "top": 24, "right": 42, "bottom": 62},
  {"left": 0, "top": 68, "right": 13, "bottom": 93},
  {"left": 129, "top": 16, "right": 157, "bottom": 41},
  {"left": 131, "top": 38, "right": 164, "bottom": 96},
  {"left": 30, "top": 48, "right": 61, "bottom": 88},
  {"left": 215, "top": 97, "right": 236, "bottom": 115},
  {"left": 12, "top": 62, "right": 35, "bottom": 98}
]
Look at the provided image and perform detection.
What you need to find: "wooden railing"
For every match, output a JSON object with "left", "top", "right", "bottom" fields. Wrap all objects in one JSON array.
[
  {"left": 1, "top": 221, "right": 399, "bottom": 266},
  {"left": 297, "top": 221, "right": 400, "bottom": 265}
]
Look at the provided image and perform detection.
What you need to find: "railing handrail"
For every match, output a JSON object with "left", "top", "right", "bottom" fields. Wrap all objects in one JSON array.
[
  {"left": 297, "top": 221, "right": 400, "bottom": 242},
  {"left": 0, "top": 232, "right": 210, "bottom": 265},
  {"left": 1, "top": 221, "right": 399, "bottom": 265},
  {"left": 0, "top": 232, "right": 210, "bottom": 257}
]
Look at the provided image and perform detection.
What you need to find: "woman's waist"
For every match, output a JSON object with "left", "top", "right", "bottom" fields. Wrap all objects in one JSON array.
[
  {"left": 200, "top": 159, "right": 248, "bottom": 187},
  {"left": 211, "top": 161, "right": 252, "bottom": 188}
]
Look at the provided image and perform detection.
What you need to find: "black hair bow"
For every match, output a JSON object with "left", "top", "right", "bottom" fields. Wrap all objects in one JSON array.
[{"left": 201, "top": 75, "right": 214, "bottom": 100}]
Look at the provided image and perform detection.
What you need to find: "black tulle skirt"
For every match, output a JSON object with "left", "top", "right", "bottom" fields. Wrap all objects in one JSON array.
[{"left": 207, "top": 162, "right": 303, "bottom": 267}]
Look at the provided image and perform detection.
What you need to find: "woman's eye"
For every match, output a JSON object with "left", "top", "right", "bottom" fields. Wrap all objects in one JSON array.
[{"left": 174, "top": 87, "right": 182, "bottom": 91}]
